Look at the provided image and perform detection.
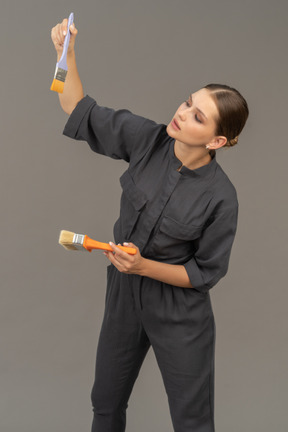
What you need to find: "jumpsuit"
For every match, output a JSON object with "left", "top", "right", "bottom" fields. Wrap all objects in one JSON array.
[{"left": 63, "top": 96, "right": 239, "bottom": 432}]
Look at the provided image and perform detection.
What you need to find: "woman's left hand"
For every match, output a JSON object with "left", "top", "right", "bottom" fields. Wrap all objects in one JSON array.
[{"left": 103, "top": 242, "right": 145, "bottom": 275}]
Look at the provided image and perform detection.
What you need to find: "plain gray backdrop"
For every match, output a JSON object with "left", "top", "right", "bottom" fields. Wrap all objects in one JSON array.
[{"left": 1, "top": 0, "right": 287, "bottom": 431}]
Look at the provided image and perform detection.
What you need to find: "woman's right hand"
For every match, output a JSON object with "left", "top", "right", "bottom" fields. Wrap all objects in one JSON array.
[{"left": 51, "top": 18, "right": 78, "bottom": 59}]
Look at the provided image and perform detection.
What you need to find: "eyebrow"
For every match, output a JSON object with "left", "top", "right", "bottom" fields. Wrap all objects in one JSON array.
[{"left": 189, "top": 94, "right": 208, "bottom": 120}]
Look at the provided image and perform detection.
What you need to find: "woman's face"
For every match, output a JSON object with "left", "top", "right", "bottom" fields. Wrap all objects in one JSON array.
[{"left": 166, "top": 88, "right": 220, "bottom": 148}]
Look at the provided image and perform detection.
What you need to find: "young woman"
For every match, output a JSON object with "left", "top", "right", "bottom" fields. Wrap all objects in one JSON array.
[{"left": 51, "top": 18, "right": 249, "bottom": 432}]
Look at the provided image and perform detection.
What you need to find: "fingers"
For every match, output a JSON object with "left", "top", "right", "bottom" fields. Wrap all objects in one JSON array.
[
  {"left": 51, "top": 18, "right": 78, "bottom": 53},
  {"left": 109, "top": 242, "right": 132, "bottom": 262},
  {"left": 61, "top": 18, "right": 78, "bottom": 37},
  {"left": 103, "top": 248, "right": 125, "bottom": 272},
  {"left": 111, "top": 242, "right": 140, "bottom": 259},
  {"left": 69, "top": 23, "right": 78, "bottom": 36},
  {"left": 51, "top": 23, "right": 65, "bottom": 49},
  {"left": 123, "top": 242, "right": 134, "bottom": 247},
  {"left": 61, "top": 18, "right": 68, "bottom": 36},
  {"left": 103, "top": 250, "right": 116, "bottom": 264},
  {"left": 103, "top": 242, "right": 140, "bottom": 273}
]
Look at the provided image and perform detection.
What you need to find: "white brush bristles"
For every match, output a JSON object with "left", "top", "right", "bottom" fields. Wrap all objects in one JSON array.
[{"left": 58, "top": 230, "right": 78, "bottom": 250}]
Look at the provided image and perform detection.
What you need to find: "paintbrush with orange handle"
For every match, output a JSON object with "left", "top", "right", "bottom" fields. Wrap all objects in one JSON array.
[{"left": 59, "top": 230, "right": 137, "bottom": 254}]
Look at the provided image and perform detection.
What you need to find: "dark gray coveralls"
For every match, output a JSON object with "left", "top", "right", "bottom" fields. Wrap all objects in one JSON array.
[{"left": 63, "top": 96, "right": 239, "bottom": 432}]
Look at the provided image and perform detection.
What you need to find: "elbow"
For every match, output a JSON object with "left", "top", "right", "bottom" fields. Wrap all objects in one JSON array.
[
  {"left": 61, "top": 102, "right": 77, "bottom": 116},
  {"left": 60, "top": 94, "right": 84, "bottom": 116}
]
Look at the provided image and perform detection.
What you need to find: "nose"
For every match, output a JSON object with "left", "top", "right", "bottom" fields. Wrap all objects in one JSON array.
[{"left": 178, "top": 109, "right": 186, "bottom": 121}]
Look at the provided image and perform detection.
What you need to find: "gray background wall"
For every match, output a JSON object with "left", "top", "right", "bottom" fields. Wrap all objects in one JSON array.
[{"left": 1, "top": 0, "right": 287, "bottom": 431}]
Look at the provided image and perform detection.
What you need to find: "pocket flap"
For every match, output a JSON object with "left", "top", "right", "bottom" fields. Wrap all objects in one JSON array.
[
  {"left": 120, "top": 170, "right": 147, "bottom": 211},
  {"left": 159, "top": 216, "right": 203, "bottom": 240}
]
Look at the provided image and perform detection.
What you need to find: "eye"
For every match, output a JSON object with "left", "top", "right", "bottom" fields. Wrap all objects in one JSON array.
[{"left": 185, "top": 99, "right": 202, "bottom": 123}]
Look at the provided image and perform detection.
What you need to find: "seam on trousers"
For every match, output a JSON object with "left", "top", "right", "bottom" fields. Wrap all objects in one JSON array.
[{"left": 208, "top": 316, "right": 216, "bottom": 432}]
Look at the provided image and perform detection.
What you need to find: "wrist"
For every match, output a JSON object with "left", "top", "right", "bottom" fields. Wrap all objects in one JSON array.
[
  {"left": 57, "top": 49, "right": 75, "bottom": 62},
  {"left": 138, "top": 257, "right": 149, "bottom": 277}
]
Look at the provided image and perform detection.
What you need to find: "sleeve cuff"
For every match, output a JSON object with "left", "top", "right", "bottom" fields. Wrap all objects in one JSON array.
[
  {"left": 62, "top": 95, "right": 96, "bottom": 139},
  {"left": 183, "top": 259, "right": 209, "bottom": 294}
]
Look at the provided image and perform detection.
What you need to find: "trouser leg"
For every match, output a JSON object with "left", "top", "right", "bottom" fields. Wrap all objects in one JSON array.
[
  {"left": 91, "top": 268, "right": 151, "bottom": 432},
  {"left": 142, "top": 280, "right": 216, "bottom": 432},
  {"left": 152, "top": 319, "right": 215, "bottom": 432}
]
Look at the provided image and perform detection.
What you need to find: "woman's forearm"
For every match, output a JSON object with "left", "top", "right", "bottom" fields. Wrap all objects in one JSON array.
[
  {"left": 139, "top": 258, "right": 193, "bottom": 288},
  {"left": 105, "top": 242, "right": 194, "bottom": 289},
  {"left": 57, "top": 51, "right": 84, "bottom": 115}
]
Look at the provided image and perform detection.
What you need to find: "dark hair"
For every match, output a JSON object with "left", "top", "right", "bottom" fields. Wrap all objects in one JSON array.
[{"left": 204, "top": 83, "right": 249, "bottom": 150}]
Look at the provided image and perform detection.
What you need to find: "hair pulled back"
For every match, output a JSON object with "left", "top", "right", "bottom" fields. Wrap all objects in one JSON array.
[{"left": 204, "top": 83, "right": 249, "bottom": 149}]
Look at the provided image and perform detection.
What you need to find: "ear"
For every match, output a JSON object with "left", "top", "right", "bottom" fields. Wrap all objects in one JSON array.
[{"left": 209, "top": 136, "right": 227, "bottom": 149}]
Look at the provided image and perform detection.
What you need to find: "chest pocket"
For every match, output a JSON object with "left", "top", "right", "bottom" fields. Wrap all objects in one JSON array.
[
  {"left": 160, "top": 216, "right": 203, "bottom": 240},
  {"left": 149, "top": 216, "right": 204, "bottom": 261},
  {"left": 119, "top": 170, "right": 148, "bottom": 239}
]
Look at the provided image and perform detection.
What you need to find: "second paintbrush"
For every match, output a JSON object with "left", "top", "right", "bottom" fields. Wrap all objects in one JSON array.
[{"left": 59, "top": 230, "right": 137, "bottom": 254}]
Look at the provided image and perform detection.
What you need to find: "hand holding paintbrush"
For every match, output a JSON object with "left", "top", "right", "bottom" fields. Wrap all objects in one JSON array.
[
  {"left": 51, "top": 14, "right": 77, "bottom": 64},
  {"left": 59, "top": 230, "right": 137, "bottom": 255},
  {"left": 51, "top": 14, "right": 84, "bottom": 110}
]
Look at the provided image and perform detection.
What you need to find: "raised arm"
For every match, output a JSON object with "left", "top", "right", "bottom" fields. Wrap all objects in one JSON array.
[{"left": 51, "top": 18, "right": 84, "bottom": 114}]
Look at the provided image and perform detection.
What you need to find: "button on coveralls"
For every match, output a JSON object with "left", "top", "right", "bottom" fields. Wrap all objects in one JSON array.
[{"left": 63, "top": 96, "right": 239, "bottom": 432}]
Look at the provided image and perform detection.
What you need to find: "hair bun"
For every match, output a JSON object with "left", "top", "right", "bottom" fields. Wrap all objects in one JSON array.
[{"left": 229, "top": 136, "right": 239, "bottom": 146}]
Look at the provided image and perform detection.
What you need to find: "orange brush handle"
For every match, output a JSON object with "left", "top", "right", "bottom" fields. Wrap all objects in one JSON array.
[{"left": 83, "top": 236, "right": 137, "bottom": 255}]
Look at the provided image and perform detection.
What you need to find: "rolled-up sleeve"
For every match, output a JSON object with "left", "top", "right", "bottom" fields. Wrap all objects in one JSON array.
[
  {"left": 184, "top": 205, "right": 238, "bottom": 293},
  {"left": 63, "top": 95, "right": 164, "bottom": 162}
]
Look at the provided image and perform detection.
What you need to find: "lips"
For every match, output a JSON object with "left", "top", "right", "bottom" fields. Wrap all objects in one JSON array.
[{"left": 171, "top": 118, "right": 181, "bottom": 130}]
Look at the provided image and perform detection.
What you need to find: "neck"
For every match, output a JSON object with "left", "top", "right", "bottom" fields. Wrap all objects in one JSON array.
[{"left": 174, "top": 140, "right": 212, "bottom": 170}]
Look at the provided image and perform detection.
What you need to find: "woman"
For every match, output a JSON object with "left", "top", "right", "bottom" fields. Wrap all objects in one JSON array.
[{"left": 51, "top": 18, "right": 249, "bottom": 432}]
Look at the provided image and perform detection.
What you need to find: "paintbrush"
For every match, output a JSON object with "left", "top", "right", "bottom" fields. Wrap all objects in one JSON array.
[
  {"left": 59, "top": 230, "right": 137, "bottom": 254},
  {"left": 50, "top": 12, "right": 74, "bottom": 93}
]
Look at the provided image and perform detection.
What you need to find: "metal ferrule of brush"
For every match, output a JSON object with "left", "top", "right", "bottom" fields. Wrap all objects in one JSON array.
[
  {"left": 54, "top": 66, "right": 68, "bottom": 82},
  {"left": 73, "top": 233, "right": 86, "bottom": 251}
]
